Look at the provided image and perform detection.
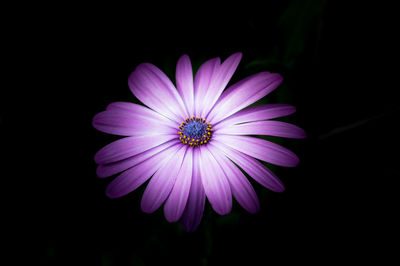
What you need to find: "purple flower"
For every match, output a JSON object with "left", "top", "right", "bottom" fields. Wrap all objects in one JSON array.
[{"left": 93, "top": 53, "right": 306, "bottom": 232}]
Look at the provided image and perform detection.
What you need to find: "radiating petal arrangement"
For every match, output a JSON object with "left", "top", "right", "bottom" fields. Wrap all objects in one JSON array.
[{"left": 92, "top": 53, "right": 306, "bottom": 232}]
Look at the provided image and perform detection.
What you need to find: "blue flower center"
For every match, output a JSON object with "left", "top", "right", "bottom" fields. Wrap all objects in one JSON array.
[{"left": 178, "top": 116, "right": 213, "bottom": 147}]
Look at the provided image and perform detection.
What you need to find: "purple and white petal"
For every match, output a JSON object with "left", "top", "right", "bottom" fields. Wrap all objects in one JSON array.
[
  {"left": 214, "top": 104, "right": 296, "bottom": 129},
  {"left": 94, "top": 135, "right": 176, "bottom": 164},
  {"left": 198, "top": 146, "right": 232, "bottom": 215},
  {"left": 200, "top": 53, "right": 242, "bottom": 118},
  {"left": 96, "top": 140, "right": 180, "bottom": 178},
  {"left": 208, "top": 144, "right": 260, "bottom": 213},
  {"left": 210, "top": 141, "right": 285, "bottom": 192},
  {"left": 92, "top": 109, "right": 177, "bottom": 136},
  {"left": 128, "top": 63, "right": 188, "bottom": 122},
  {"left": 141, "top": 145, "right": 188, "bottom": 214},
  {"left": 213, "top": 135, "right": 299, "bottom": 167},
  {"left": 181, "top": 148, "right": 206, "bottom": 232},
  {"left": 176, "top": 55, "right": 195, "bottom": 116},
  {"left": 105, "top": 144, "right": 181, "bottom": 198},
  {"left": 164, "top": 147, "right": 193, "bottom": 222},
  {"left": 194, "top": 57, "right": 220, "bottom": 116},
  {"left": 106, "top": 101, "right": 177, "bottom": 126},
  {"left": 207, "top": 72, "right": 283, "bottom": 124},
  {"left": 216, "top": 121, "right": 306, "bottom": 139}
]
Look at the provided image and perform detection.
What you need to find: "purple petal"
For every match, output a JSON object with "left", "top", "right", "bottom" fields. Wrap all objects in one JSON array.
[
  {"left": 207, "top": 72, "right": 283, "bottom": 124},
  {"left": 141, "top": 145, "right": 187, "bottom": 214},
  {"left": 208, "top": 145, "right": 260, "bottom": 214},
  {"left": 194, "top": 57, "right": 220, "bottom": 116},
  {"left": 92, "top": 109, "right": 176, "bottom": 136},
  {"left": 176, "top": 55, "right": 195, "bottom": 116},
  {"left": 214, "top": 104, "right": 296, "bottom": 130},
  {"left": 164, "top": 147, "right": 193, "bottom": 222},
  {"left": 106, "top": 101, "right": 177, "bottom": 126},
  {"left": 213, "top": 135, "right": 299, "bottom": 167},
  {"left": 181, "top": 148, "right": 206, "bottom": 232},
  {"left": 96, "top": 140, "right": 180, "bottom": 178},
  {"left": 210, "top": 141, "right": 285, "bottom": 192},
  {"left": 200, "top": 52, "right": 242, "bottom": 118},
  {"left": 128, "top": 63, "right": 188, "bottom": 122},
  {"left": 94, "top": 135, "right": 176, "bottom": 164},
  {"left": 105, "top": 144, "right": 181, "bottom": 198},
  {"left": 216, "top": 121, "right": 306, "bottom": 139},
  {"left": 199, "top": 146, "right": 232, "bottom": 215}
]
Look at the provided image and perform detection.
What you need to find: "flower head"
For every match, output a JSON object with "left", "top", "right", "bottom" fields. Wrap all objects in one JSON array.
[{"left": 93, "top": 53, "right": 306, "bottom": 232}]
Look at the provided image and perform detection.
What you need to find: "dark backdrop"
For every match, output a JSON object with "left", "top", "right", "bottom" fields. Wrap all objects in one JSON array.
[{"left": 7, "top": 1, "right": 398, "bottom": 265}]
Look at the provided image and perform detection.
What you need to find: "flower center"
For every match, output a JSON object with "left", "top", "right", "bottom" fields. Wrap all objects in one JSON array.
[{"left": 178, "top": 116, "right": 213, "bottom": 147}]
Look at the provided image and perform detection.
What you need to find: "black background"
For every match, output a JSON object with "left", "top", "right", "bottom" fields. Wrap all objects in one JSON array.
[{"left": 6, "top": 1, "right": 398, "bottom": 265}]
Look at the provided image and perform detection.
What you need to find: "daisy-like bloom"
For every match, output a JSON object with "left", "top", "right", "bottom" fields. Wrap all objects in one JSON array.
[{"left": 93, "top": 53, "right": 306, "bottom": 232}]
